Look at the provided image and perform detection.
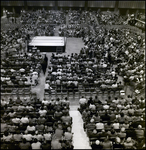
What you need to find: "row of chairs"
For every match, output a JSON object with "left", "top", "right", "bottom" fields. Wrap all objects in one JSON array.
[{"left": 44, "top": 88, "right": 122, "bottom": 101}]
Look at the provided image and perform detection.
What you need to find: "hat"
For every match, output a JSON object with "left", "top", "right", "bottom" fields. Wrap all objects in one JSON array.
[
  {"left": 126, "top": 137, "right": 132, "bottom": 143},
  {"left": 95, "top": 140, "right": 100, "bottom": 145}
]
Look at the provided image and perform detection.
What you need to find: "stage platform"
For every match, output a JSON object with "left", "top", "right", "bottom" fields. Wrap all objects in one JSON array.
[{"left": 28, "top": 36, "right": 66, "bottom": 52}]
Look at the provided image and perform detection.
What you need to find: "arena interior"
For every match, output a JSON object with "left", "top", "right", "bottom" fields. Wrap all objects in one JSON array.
[{"left": 1, "top": 1, "right": 145, "bottom": 150}]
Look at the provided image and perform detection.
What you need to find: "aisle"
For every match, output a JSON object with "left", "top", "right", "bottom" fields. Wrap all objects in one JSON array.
[
  {"left": 66, "top": 13, "right": 69, "bottom": 26},
  {"left": 31, "top": 53, "right": 51, "bottom": 101},
  {"left": 54, "top": 26, "right": 60, "bottom": 36},
  {"left": 31, "top": 70, "right": 46, "bottom": 101},
  {"left": 69, "top": 106, "right": 92, "bottom": 149}
]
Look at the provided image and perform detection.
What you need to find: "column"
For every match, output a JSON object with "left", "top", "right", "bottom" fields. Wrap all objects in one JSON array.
[
  {"left": 85, "top": 1, "right": 88, "bottom": 10},
  {"left": 114, "top": 1, "right": 119, "bottom": 12},
  {"left": 55, "top": 1, "right": 58, "bottom": 10}
]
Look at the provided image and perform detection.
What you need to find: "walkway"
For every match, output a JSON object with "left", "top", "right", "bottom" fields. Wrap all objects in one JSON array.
[
  {"left": 69, "top": 106, "right": 92, "bottom": 149},
  {"left": 66, "top": 13, "right": 69, "bottom": 26},
  {"left": 54, "top": 26, "right": 60, "bottom": 36},
  {"left": 31, "top": 70, "right": 46, "bottom": 100},
  {"left": 31, "top": 53, "right": 51, "bottom": 101}
]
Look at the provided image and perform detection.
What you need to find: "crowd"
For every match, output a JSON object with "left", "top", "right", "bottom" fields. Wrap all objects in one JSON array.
[
  {"left": 137, "top": 12, "right": 145, "bottom": 22},
  {"left": 59, "top": 10, "right": 87, "bottom": 37},
  {"left": 96, "top": 10, "right": 127, "bottom": 25},
  {"left": 46, "top": 25, "right": 145, "bottom": 96},
  {"left": 82, "top": 25, "right": 145, "bottom": 95},
  {"left": 1, "top": 47, "right": 43, "bottom": 91},
  {"left": 1, "top": 8, "right": 145, "bottom": 150},
  {"left": 45, "top": 49, "right": 121, "bottom": 95},
  {"left": 47, "top": 10, "right": 66, "bottom": 25},
  {"left": 58, "top": 24, "right": 83, "bottom": 37},
  {"left": 1, "top": 95, "right": 73, "bottom": 149},
  {"left": 21, "top": 9, "right": 65, "bottom": 25},
  {"left": 78, "top": 94, "right": 145, "bottom": 149}
]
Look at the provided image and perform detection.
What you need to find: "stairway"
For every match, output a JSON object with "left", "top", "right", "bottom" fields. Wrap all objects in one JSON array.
[{"left": 69, "top": 106, "right": 92, "bottom": 149}]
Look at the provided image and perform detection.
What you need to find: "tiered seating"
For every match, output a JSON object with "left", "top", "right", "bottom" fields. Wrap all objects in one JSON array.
[
  {"left": 20, "top": 10, "right": 66, "bottom": 37},
  {"left": 59, "top": 10, "right": 87, "bottom": 37},
  {"left": 96, "top": 10, "right": 126, "bottom": 25}
]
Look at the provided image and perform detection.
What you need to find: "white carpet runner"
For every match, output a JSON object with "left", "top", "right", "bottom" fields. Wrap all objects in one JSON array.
[{"left": 69, "top": 106, "right": 92, "bottom": 149}]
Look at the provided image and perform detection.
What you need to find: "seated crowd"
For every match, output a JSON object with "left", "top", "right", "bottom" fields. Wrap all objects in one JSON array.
[
  {"left": 82, "top": 25, "right": 145, "bottom": 94},
  {"left": 1, "top": 8, "right": 145, "bottom": 150},
  {"left": 59, "top": 10, "right": 88, "bottom": 37},
  {"left": 46, "top": 25, "right": 145, "bottom": 95},
  {"left": 21, "top": 9, "right": 66, "bottom": 25},
  {"left": 1, "top": 95, "right": 73, "bottom": 150},
  {"left": 78, "top": 95, "right": 145, "bottom": 149},
  {"left": 1, "top": 9, "right": 66, "bottom": 44},
  {"left": 96, "top": 10, "right": 127, "bottom": 25},
  {"left": 137, "top": 12, "right": 145, "bottom": 22},
  {"left": 1, "top": 47, "right": 43, "bottom": 94},
  {"left": 45, "top": 50, "right": 121, "bottom": 94}
]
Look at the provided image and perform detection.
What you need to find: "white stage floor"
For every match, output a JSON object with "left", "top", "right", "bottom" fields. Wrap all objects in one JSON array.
[{"left": 29, "top": 36, "right": 66, "bottom": 46}]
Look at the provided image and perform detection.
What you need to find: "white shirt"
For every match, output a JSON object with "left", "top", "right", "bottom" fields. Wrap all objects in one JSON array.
[
  {"left": 12, "top": 118, "right": 20, "bottom": 124},
  {"left": 20, "top": 117, "right": 29, "bottom": 124},
  {"left": 1, "top": 77, "right": 6, "bottom": 81},
  {"left": 10, "top": 69, "right": 15, "bottom": 72},
  {"left": 112, "top": 123, "right": 120, "bottom": 129},
  {"left": 26, "top": 105, "right": 34, "bottom": 111},
  {"left": 33, "top": 134, "right": 43, "bottom": 141},
  {"left": 39, "top": 110, "right": 47, "bottom": 116},
  {"left": 52, "top": 72, "right": 57, "bottom": 75},
  {"left": 22, "top": 134, "right": 33, "bottom": 141},
  {"left": 18, "top": 105, "right": 26, "bottom": 111},
  {"left": 26, "top": 125, "right": 35, "bottom": 131},
  {"left": 111, "top": 71, "right": 116, "bottom": 77},
  {"left": 103, "top": 105, "right": 110, "bottom": 110},
  {"left": 31, "top": 142, "right": 41, "bottom": 149},
  {"left": 79, "top": 98, "right": 87, "bottom": 104},
  {"left": 1, "top": 100, "right": 9, "bottom": 106},
  {"left": 89, "top": 104, "right": 96, "bottom": 110},
  {"left": 43, "top": 133, "right": 52, "bottom": 141},
  {"left": 112, "top": 83, "right": 118, "bottom": 88},
  {"left": 45, "top": 83, "right": 50, "bottom": 89},
  {"left": 96, "top": 122, "right": 104, "bottom": 130},
  {"left": 2, "top": 134, "right": 13, "bottom": 142},
  {"left": 20, "top": 68, "right": 25, "bottom": 72},
  {"left": 42, "top": 100, "right": 50, "bottom": 105}
]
